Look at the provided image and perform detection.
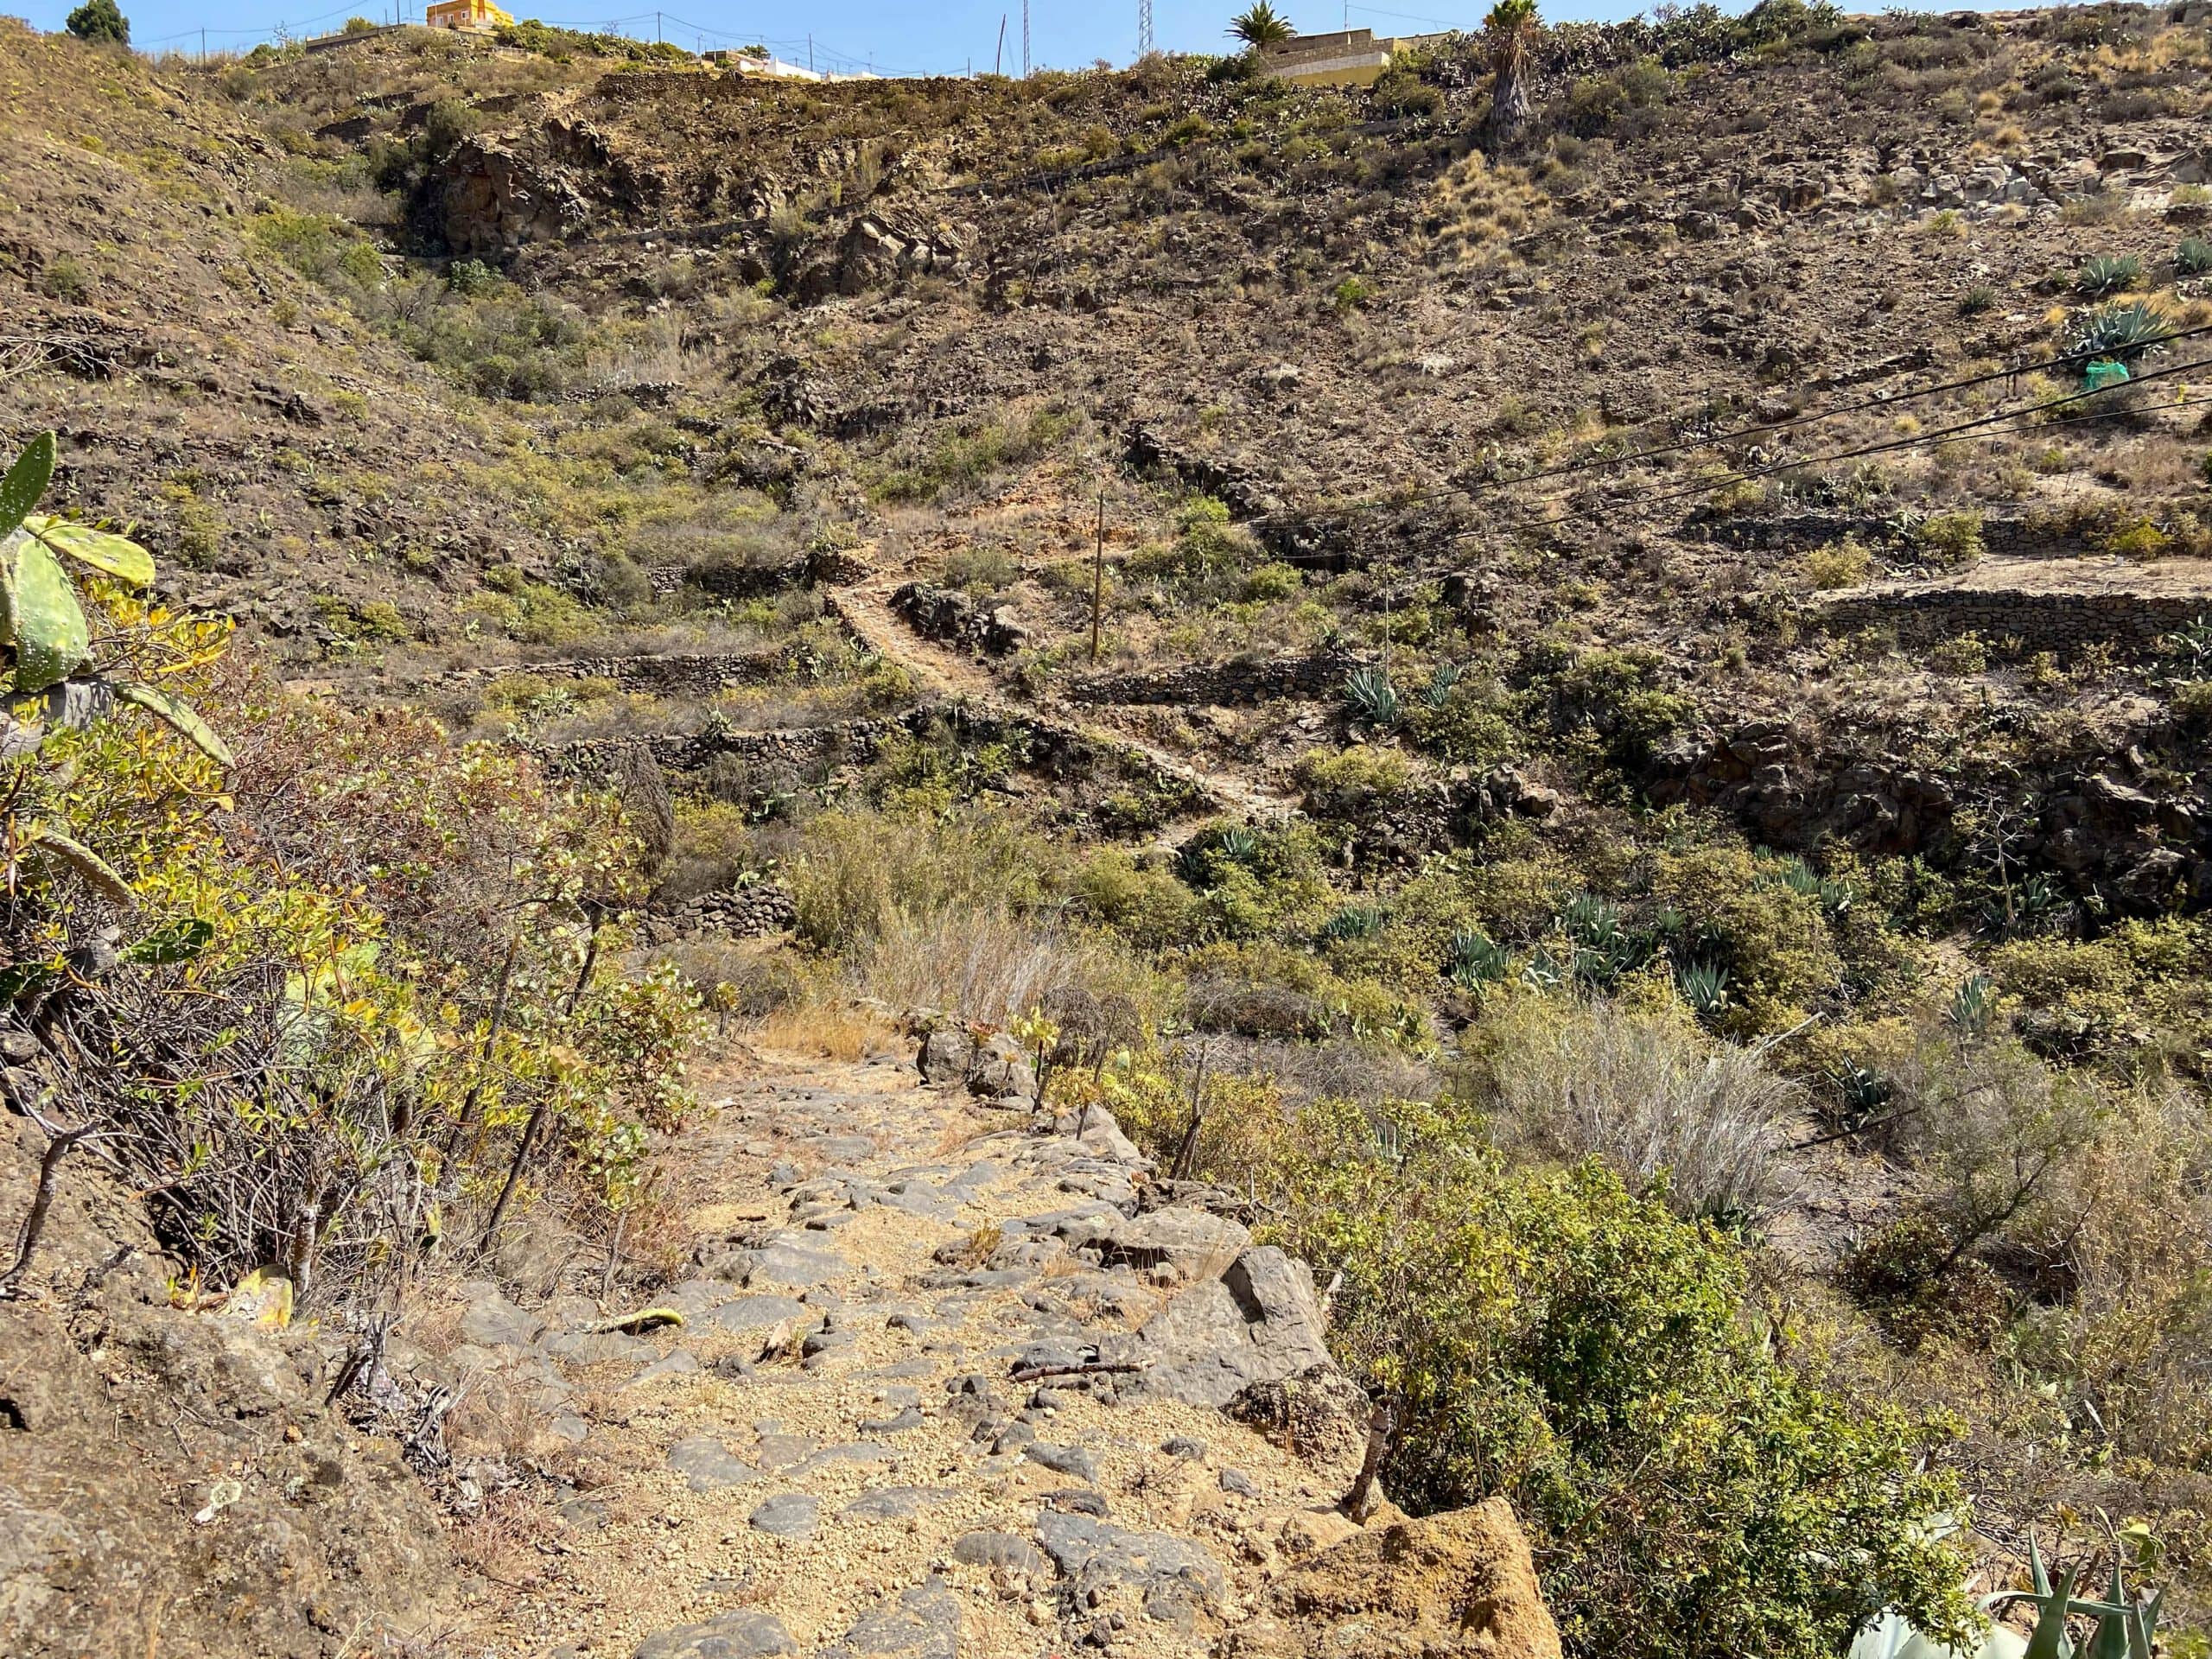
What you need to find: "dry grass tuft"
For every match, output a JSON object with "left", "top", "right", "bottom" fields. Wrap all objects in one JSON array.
[
  {"left": 748, "top": 1002, "right": 897, "bottom": 1061},
  {"left": 1477, "top": 998, "right": 1807, "bottom": 1224}
]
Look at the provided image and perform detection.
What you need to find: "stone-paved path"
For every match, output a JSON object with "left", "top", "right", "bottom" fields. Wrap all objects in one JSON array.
[{"left": 435, "top": 1041, "right": 1365, "bottom": 1659}]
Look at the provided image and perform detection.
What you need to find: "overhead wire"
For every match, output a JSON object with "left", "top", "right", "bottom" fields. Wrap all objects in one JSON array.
[
  {"left": 1468, "top": 352, "right": 2212, "bottom": 539},
  {"left": 1243, "top": 319, "right": 2212, "bottom": 537},
  {"left": 1455, "top": 318, "right": 2212, "bottom": 499}
]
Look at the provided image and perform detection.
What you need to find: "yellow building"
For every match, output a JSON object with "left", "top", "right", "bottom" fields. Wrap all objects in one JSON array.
[{"left": 426, "top": 0, "right": 514, "bottom": 31}]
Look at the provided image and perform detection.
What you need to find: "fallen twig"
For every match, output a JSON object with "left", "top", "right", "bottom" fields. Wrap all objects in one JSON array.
[{"left": 1010, "top": 1360, "right": 1147, "bottom": 1383}]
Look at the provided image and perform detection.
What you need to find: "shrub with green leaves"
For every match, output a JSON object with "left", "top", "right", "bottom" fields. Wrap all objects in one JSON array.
[
  {"left": 65, "top": 0, "right": 128, "bottom": 42},
  {"left": 1274, "top": 1106, "right": 1971, "bottom": 1659},
  {"left": 2177, "top": 238, "right": 2212, "bottom": 278}
]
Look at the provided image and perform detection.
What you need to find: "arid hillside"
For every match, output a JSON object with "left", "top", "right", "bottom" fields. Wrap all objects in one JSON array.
[{"left": 6, "top": 4, "right": 2212, "bottom": 1656}]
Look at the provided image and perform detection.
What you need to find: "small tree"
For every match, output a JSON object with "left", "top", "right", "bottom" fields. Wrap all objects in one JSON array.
[
  {"left": 1228, "top": 1, "right": 1294, "bottom": 48},
  {"left": 1484, "top": 0, "right": 1538, "bottom": 139},
  {"left": 66, "top": 0, "right": 130, "bottom": 44}
]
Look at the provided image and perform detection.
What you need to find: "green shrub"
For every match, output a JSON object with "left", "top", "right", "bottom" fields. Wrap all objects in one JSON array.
[
  {"left": 1803, "top": 537, "right": 1872, "bottom": 588},
  {"left": 1911, "top": 511, "right": 1983, "bottom": 568},
  {"left": 66, "top": 0, "right": 128, "bottom": 41},
  {"left": 1275, "top": 1113, "right": 1971, "bottom": 1659},
  {"left": 1293, "top": 745, "right": 1412, "bottom": 817},
  {"left": 1653, "top": 846, "right": 1844, "bottom": 1028},
  {"left": 1371, "top": 64, "right": 1444, "bottom": 118}
]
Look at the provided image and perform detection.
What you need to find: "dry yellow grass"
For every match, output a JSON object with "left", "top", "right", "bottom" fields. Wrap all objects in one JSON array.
[{"left": 748, "top": 1001, "right": 896, "bottom": 1060}]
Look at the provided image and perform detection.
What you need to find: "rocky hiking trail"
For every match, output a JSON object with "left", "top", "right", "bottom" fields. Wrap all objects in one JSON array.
[
  {"left": 442, "top": 1037, "right": 1557, "bottom": 1659},
  {"left": 822, "top": 576, "right": 1297, "bottom": 828}
]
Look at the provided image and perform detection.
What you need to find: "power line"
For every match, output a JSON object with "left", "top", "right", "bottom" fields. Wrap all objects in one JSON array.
[
  {"left": 1482, "top": 319, "right": 2212, "bottom": 499},
  {"left": 1469, "top": 353, "right": 2212, "bottom": 541},
  {"left": 1240, "top": 320, "right": 2212, "bottom": 537}
]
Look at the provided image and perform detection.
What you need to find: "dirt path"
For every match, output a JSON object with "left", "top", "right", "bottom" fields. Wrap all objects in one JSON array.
[
  {"left": 825, "top": 576, "right": 1297, "bottom": 824},
  {"left": 438, "top": 1040, "right": 1364, "bottom": 1659}
]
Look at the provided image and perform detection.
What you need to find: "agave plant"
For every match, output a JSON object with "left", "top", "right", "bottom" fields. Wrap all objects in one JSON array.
[
  {"left": 2067, "top": 301, "right": 2170, "bottom": 371},
  {"left": 1318, "top": 902, "right": 1387, "bottom": 943},
  {"left": 1445, "top": 925, "right": 1510, "bottom": 988},
  {"left": 0, "top": 433, "right": 231, "bottom": 900},
  {"left": 1827, "top": 1058, "right": 1894, "bottom": 1127},
  {"left": 1344, "top": 664, "right": 1402, "bottom": 728},
  {"left": 2075, "top": 254, "right": 2142, "bottom": 297},
  {"left": 1177, "top": 821, "right": 1262, "bottom": 887},
  {"left": 2178, "top": 237, "right": 2212, "bottom": 279},
  {"left": 1944, "top": 972, "right": 1997, "bottom": 1040},
  {"left": 1424, "top": 660, "right": 1464, "bottom": 709},
  {"left": 1676, "top": 961, "right": 1730, "bottom": 1022},
  {"left": 1851, "top": 1535, "right": 2167, "bottom": 1659},
  {"left": 1772, "top": 855, "right": 1856, "bottom": 917}
]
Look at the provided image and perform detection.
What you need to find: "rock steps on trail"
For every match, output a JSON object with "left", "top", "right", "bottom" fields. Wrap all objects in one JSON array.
[{"left": 437, "top": 1045, "right": 1554, "bottom": 1658}]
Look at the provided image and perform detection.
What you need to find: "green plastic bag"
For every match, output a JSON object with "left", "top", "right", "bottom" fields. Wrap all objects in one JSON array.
[{"left": 2085, "top": 359, "right": 2131, "bottom": 391}]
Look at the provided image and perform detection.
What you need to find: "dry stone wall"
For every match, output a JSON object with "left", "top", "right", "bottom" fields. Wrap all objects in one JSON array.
[{"left": 1818, "top": 587, "right": 2205, "bottom": 657}]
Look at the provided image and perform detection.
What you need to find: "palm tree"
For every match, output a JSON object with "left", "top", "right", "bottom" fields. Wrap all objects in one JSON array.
[
  {"left": 1484, "top": 0, "right": 1539, "bottom": 139},
  {"left": 1228, "top": 1, "right": 1295, "bottom": 48}
]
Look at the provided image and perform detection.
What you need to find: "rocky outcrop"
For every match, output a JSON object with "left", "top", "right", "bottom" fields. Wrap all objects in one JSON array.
[
  {"left": 915, "top": 1026, "right": 1038, "bottom": 1103},
  {"left": 0, "top": 1116, "right": 450, "bottom": 1658},
  {"left": 1065, "top": 651, "right": 1362, "bottom": 708},
  {"left": 435, "top": 138, "right": 591, "bottom": 256},
  {"left": 890, "top": 582, "right": 1031, "bottom": 658},
  {"left": 786, "top": 211, "right": 971, "bottom": 304},
  {"left": 1107, "top": 1245, "right": 1336, "bottom": 1408},
  {"left": 1224, "top": 1499, "right": 1563, "bottom": 1659},
  {"left": 1648, "top": 721, "right": 1955, "bottom": 856}
]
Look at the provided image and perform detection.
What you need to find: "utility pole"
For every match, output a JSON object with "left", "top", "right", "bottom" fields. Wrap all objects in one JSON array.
[
  {"left": 994, "top": 13, "right": 1004, "bottom": 75},
  {"left": 655, "top": 10, "right": 661, "bottom": 41},
  {"left": 1020, "top": 0, "right": 1030, "bottom": 77},
  {"left": 1090, "top": 495, "right": 1106, "bottom": 664},
  {"left": 1137, "top": 0, "right": 1152, "bottom": 56}
]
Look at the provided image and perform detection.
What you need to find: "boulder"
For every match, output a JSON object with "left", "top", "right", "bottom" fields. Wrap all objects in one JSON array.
[
  {"left": 633, "top": 1609, "right": 796, "bottom": 1659},
  {"left": 1092, "top": 1206, "right": 1251, "bottom": 1281},
  {"left": 1032, "top": 1510, "right": 1227, "bottom": 1630},
  {"left": 967, "top": 1033, "right": 1037, "bottom": 1102},
  {"left": 1222, "top": 1499, "right": 1562, "bottom": 1659},
  {"left": 817, "top": 1578, "right": 960, "bottom": 1658},
  {"left": 917, "top": 1027, "right": 971, "bottom": 1085},
  {"left": 1109, "top": 1247, "right": 1333, "bottom": 1408},
  {"left": 1224, "top": 1363, "right": 1373, "bottom": 1469}
]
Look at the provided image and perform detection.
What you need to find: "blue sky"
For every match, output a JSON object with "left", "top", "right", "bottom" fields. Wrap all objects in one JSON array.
[{"left": 26, "top": 0, "right": 1994, "bottom": 81}]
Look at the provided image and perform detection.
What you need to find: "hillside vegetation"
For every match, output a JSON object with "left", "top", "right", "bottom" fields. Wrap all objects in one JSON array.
[{"left": 4, "top": 3, "right": 2212, "bottom": 1655}]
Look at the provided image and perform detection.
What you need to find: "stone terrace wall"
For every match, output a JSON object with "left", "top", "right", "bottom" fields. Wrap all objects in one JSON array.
[
  {"left": 1065, "top": 651, "right": 1363, "bottom": 706},
  {"left": 548, "top": 701, "right": 1213, "bottom": 811},
  {"left": 417, "top": 646, "right": 805, "bottom": 699},
  {"left": 1819, "top": 588, "right": 2207, "bottom": 656}
]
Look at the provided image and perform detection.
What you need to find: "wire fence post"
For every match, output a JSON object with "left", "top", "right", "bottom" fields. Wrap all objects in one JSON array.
[{"left": 1090, "top": 493, "right": 1106, "bottom": 664}]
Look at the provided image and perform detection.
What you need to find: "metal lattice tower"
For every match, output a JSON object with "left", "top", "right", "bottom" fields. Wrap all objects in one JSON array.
[
  {"left": 1021, "top": 0, "right": 1031, "bottom": 75},
  {"left": 1137, "top": 0, "right": 1153, "bottom": 56}
]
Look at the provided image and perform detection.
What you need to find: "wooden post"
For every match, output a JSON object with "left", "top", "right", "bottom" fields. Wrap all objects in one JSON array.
[{"left": 1090, "top": 494, "right": 1106, "bottom": 664}]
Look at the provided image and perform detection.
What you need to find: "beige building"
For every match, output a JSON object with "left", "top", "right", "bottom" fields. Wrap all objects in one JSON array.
[{"left": 1256, "top": 26, "right": 1447, "bottom": 87}]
